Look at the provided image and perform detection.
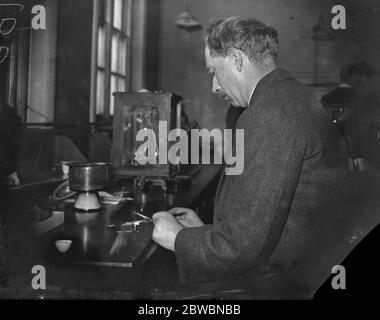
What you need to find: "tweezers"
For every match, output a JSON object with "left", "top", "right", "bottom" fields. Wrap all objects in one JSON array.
[{"left": 134, "top": 211, "right": 187, "bottom": 222}]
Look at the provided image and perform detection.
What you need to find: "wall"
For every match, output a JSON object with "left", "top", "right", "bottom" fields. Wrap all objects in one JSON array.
[
  {"left": 343, "top": 0, "right": 380, "bottom": 95},
  {"left": 130, "top": 0, "right": 147, "bottom": 91},
  {"left": 54, "top": 0, "right": 94, "bottom": 155},
  {"left": 55, "top": 0, "right": 93, "bottom": 124},
  {"left": 27, "top": 0, "right": 58, "bottom": 122},
  {"left": 157, "top": 0, "right": 380, "bottom": 130},
  {"left": 144, "top": 0, "right": 161, "bottom": 90},
  {"left": 130, "top": 0, "right": 161, "bottom": 91}
]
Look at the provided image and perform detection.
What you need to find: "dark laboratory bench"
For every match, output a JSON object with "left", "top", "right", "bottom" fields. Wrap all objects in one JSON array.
[
  {"left": 0, "top": 165, "right": 222, "bottom": 299},
  {"left": 4, "top": 165, "right": 380, "bottom": 299}
]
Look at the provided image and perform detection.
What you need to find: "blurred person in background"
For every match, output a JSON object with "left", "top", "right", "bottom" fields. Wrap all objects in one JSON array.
[
  {"left": 321, "top": 61, "right": 378, "bottom": 170},
  {"left": 0, "top": 100, "right": 21, "bottom": 187}
]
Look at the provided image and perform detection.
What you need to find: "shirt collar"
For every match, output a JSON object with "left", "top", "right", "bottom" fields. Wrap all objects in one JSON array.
[
  {"left": 248, "top": 85, "right": 256, "bottom": 107},
  {"left": 338, "top": 83, "right": 351, "bottom": 89}
]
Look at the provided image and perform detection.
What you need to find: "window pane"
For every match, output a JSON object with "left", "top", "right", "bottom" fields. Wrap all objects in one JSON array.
[
  {"left": 96, "top": 70, "right": 105, "bottom": 115},
  {"left": 118, "top": 77, "right": 125, "bottom": 91},
  {"left": 111, "top": 33, "right": 119, "bottom": 73},
  {"left": 97, "top": 25, "right": 105, "bottom": 68},
  {"left": 113, "top": 0, "right": 123, "bottom": 30},
  {"left": 110, "top": 75, "right": 118, "bottom": 116},
  {"left": 118, "top": 37, "right": 126, "bottom": 75}
]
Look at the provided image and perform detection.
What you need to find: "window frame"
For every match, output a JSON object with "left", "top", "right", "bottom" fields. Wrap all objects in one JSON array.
[{"left": 91, "top": 0, "right": 132, "bottom": 122}]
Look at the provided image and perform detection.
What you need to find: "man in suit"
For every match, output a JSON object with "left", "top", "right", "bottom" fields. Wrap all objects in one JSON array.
[
  {"left": 152, "top": 16, "right": 347, "bottom": 297},
  {"left": 0, "top": 101, "right": 21, "bottom": 186},
  {"left": 321, "top": 62, "right": 377, "bottom": 170}
]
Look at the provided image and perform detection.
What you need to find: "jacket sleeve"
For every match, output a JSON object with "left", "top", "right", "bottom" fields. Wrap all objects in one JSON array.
[
  {"left": 174, "top": 107, "right": 307, "bottom": 283},
  {"left": 0, "top": 105, "right": 21, "bottom": 176}
]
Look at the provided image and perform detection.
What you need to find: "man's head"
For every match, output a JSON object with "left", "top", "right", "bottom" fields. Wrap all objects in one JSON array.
[
  {"left": 340, "top": 61, "right": 377, "bottom": 92},
  {"left": 204, "top": 16, "right": 279, "bottom": 107}
]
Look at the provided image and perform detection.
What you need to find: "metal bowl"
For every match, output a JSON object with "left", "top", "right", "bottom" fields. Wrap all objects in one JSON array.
[{"left": 68, "top": 162, "right": 109, "bottom": 192}]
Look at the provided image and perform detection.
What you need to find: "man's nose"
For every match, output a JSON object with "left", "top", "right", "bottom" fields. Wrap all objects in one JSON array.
[{"left": 212, "top": 76, "right": 221, "bottom": 94}]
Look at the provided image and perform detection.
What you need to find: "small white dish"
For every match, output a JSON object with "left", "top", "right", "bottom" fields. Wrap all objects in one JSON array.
[{"left": 55, "top": 240, "right": 72, "bottom": 253}]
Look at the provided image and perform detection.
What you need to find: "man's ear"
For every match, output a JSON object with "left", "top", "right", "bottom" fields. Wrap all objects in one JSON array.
[{"left": 228, "top": 49, "right": 243, "bottom": 72}]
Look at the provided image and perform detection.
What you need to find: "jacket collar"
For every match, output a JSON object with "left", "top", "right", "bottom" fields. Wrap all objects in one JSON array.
[{"left": 249, "top": 68, "right": 294, "bottom": 106}]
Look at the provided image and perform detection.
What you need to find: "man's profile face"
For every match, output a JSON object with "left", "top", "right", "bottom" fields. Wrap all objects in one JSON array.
[{"left": 205, "top": 46, "right": 244, "bottom": 107}]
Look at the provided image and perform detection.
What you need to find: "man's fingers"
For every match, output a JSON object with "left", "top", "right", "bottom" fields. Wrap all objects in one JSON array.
[
  {"left": 176, "top": 213, "right": 190, "bottom": 221},
  {"left": 168, "top": 207, "right": 188, "bottom": 214},
  {"left": 152, "top": 211, "right": 170, "bottom": 221},
  {"left": 152, "top": 212, "right": 179, "bottom": 227},
  {"left": 167, "top": 208, "right": 178, "bottom": 214},
  {"left": 168, "top": 207, "right": 196, "bottom": 218}
]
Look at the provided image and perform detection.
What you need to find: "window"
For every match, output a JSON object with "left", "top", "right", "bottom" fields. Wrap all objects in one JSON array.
[{"left": 93, "top": 0, "right": 132, "bottom": 120}]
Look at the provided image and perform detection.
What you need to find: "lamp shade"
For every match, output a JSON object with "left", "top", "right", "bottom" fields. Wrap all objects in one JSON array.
[{"left": 175, "top": 11, "right": 201, "bottom": 29}]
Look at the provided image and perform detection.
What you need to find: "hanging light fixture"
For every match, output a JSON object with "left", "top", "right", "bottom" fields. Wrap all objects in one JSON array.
[
  {"left": 312, "top": 14, "right": 334, "bottom": 41},
  {"left": 175, "top": 0, "right": 201, "bottom": 30},
  {"left": 311, "top": 14, "right": 335, "bottom": 84}
]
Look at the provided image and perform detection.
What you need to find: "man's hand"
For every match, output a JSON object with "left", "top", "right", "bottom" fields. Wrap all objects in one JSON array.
[
  {"left": 168, "top": 207, "right": 205, "bottom": 228},
  {"left": 7, "top": 171, "right": 20, "bottom": 187},
  {"left": 152, "top": 211, "right": 184, "bottom": 251}
]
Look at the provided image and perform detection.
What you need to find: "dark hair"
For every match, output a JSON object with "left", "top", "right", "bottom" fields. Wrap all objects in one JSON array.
[{"left": 204, "top": 16, "right": 279, "bottom": 65}]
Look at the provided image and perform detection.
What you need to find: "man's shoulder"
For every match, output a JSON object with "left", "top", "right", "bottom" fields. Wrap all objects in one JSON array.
[
  {"left": 239, "top": 76, "right": 331, "bottom": 142},
  {"left": 247, "top": 77, "right": 316, "bottom": 121},
  {"left": 238, "top": 93, "right": 303, "bottom": 138},
  {"left": 254, "top": 72, "right": 311, "bottom": 103}
]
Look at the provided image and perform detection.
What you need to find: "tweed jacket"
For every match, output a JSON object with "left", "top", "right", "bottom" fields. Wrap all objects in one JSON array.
[{"left": 174, "top": 69, "right": 348, "bottom": 292}]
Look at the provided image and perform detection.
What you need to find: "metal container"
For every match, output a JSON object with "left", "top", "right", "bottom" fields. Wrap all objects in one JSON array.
[{"left": 68, "top": 162, "right": 109, "bottom": 192}]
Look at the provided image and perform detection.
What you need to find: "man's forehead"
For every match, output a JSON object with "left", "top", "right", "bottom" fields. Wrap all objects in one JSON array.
[
  {"left": 204, "top": 47, "right": 211, "bottom": 65},
  {"left": 204, "top": 46, "right": 210, "bottom": 56}
]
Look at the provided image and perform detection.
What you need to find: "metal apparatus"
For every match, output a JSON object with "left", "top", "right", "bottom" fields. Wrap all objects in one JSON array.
[
  {"left": 112, "top": 91, "right": 182, "bottom": 178},
  {"left": 68, "top": 162, "right": 109, "bottom": 211}
]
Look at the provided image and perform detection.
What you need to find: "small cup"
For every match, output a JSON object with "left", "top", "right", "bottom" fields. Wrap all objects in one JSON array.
[{"left": 55, "top": 240, "right": 72, "bottom": 253}]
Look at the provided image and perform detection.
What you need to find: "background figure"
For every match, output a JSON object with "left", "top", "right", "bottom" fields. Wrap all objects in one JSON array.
[
  {"left": 321, "top": 61, "right": 378, "bottom": 170},
  {"left": 0, "top": 101, "right": 21, "bottom": 186}
]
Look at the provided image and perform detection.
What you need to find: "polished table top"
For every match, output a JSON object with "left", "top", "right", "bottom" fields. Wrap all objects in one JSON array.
[
  {"left": 6, "top": 165, "right": 380, "bottom": 299},
  {"left": 1, "top": 165, "right": 222, "bottom": 298},
  {"left": 46, "top": 201, "right": 155, "bottom": 268}
]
